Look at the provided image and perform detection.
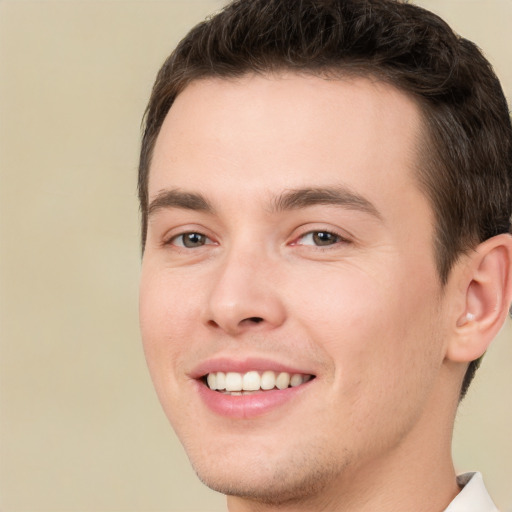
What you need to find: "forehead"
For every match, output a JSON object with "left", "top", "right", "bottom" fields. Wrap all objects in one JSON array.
[{"left": 149, "top": 73, "right": 425, "bottom": 217}]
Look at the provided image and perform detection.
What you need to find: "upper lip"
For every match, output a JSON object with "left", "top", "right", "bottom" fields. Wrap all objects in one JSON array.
[{"left": 189, "top": 356, "right": 316, "bottom": 380}]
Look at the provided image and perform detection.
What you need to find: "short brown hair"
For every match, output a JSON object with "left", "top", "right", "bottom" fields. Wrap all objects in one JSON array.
[{"left": 138, "top": 0, "right": 512, "bottom": 398}]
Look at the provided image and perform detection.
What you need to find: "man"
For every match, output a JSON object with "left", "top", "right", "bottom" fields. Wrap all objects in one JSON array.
[{"left": 138, "top": 0, "right": 512, "bottom": 510}]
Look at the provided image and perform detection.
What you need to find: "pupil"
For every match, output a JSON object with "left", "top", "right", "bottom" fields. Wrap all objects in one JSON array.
[
  {"left": 184, "top": 233, "right": 204, "bottom": 247},
  {"left": 313, "top": 232, "right": 335, "bottom": 246}
]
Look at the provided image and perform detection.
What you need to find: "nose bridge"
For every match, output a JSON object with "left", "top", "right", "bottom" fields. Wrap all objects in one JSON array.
[{"left": 204, "top": 240, "right": 285, "bottom": 334}]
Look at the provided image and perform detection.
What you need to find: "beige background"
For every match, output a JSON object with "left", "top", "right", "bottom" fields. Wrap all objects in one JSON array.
[{"left": 0, "top": 1, "right": 511, "bottom": 511}]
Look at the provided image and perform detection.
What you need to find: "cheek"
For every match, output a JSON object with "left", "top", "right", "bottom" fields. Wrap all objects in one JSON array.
[
  {"left": 292, "top": 264, "right": 396, "bottom": 351},
  {"left": 292, "top": 262, "right": 442, "bottom": 407},
  {"left": 139, "top": 265, "right": 202, "bottom": 387},
  {"left": 139, "top": 265, "right": 212, "bottom": 434}
]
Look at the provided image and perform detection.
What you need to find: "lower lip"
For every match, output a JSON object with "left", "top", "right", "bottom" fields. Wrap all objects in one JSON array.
[{"left": 195, "top": 380, "right": 313, "bottom": 419}]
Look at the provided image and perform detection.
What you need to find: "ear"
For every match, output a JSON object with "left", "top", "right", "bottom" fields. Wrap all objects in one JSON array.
[{"left": 446, "top": 233, "right": 512, "bottom": 363}]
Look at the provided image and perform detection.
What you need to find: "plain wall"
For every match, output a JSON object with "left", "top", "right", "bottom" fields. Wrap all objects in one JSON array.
[{"left": 0, "top": 1, "right": 510, "bottom": 511}]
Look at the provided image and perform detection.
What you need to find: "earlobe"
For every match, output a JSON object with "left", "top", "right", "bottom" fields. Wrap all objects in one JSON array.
[{"left": 447, "top": 233, "right": 512, "bottom": 363}]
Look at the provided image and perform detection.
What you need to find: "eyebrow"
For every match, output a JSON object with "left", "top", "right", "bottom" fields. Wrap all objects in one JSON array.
[
  {"left": 147, "top": 185, "right": 381, "bottom": 220},
  {"left": 270, "top": 186, "right": 382, "bottom": 219},
  {"left": 148, "top": 189, "right": 214, "bottom": 218}
]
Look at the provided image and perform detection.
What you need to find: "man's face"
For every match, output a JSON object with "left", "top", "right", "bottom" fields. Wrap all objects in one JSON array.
[{"left": 140, "top": 74, "right": 451, "bottom": 503}]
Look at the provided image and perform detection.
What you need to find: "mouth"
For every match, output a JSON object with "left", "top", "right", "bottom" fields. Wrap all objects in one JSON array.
[
  {"left": 191, "top": 358, "right": 317, "bottom": 418},
  {"left": 202, "top": 370, "right": 315, "bottom": 395}
]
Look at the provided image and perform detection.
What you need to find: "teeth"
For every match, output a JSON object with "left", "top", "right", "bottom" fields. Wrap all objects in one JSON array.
[
  {"left": 242, "top": 371, "right": 260, "bottom": 391},
  {"left": 225, "top": 372, "right": 243, "bottom": 392},
  {"left": 261, "top": 370, "right": 276, "bottom": 390},
  {"left": 207, "top": 373, "right": 217, "bottom": 390},
  {"left": 275, "top": 372, "right": 290, "bottom": 389},
  {"left": 290, "top": 374, "right": 303, "bottom": 387},
  {"left": 205, "top": 370, "right": 312, "bottom": 392},
  {"left": 216, "top": 371, "right": 226, "bottom": 390}
]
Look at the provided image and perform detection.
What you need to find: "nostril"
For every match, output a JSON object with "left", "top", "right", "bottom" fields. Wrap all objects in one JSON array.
[{"left": 207, "top": 317, "right": 263, "bottom": 330}]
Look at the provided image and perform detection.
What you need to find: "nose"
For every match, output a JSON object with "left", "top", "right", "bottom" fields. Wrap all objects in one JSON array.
[{"left": 202, "top": 248, "right": 286, "bottom": 336}]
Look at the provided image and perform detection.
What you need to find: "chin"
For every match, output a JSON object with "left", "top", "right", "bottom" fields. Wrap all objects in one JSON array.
[{"left": 186, "top": 439, "right": 352, "bottom": 506}]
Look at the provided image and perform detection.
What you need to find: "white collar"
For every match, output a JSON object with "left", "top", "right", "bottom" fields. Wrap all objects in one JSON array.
[{"left": 444, "top": 472, "right": 499, "bottom": 512}]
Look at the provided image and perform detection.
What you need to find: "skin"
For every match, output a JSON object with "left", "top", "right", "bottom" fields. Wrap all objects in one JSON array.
[{"left": 140, "top": 74, "right": 474, "bottom": 511}]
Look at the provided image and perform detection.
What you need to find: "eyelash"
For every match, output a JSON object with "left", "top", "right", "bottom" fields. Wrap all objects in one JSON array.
[
  {"left": 165, "top": 229, "right": 350, "bottom": 250},
  {"left": 166, "top": 232, "right": 216, "bottom": 248},
  {"left": 292, "top": 229, "right": 350, "bottom": 248}
]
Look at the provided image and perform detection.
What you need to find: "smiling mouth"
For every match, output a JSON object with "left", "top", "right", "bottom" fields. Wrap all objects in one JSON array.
[{"left": 202, "top": 370, "right": 315, "bottom": 395}]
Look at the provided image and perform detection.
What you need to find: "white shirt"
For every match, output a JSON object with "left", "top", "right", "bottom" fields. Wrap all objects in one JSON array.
[{"left": 444, "top": 473, "right": 499, "bottom": 512}]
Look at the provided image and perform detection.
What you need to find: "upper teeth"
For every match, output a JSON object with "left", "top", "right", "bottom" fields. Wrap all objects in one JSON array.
[{"left": 206, "top": 371, "right": 311, "bottom": 392}]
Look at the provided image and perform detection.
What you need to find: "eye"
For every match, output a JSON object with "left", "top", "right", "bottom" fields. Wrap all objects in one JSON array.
[
  {"left": 170, "top": 232, "right": 213, "bottom": 248},
  {"left": 296, "top": 230, "right": 345, "bottom": 247}
]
